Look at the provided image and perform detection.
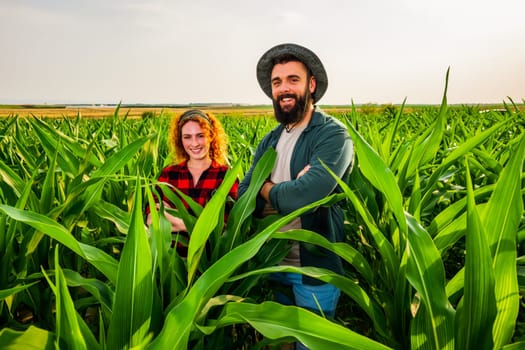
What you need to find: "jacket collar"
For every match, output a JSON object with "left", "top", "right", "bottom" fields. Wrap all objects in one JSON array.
[{"left": 273, "top": 106, "right": 324, "bottom": 135}]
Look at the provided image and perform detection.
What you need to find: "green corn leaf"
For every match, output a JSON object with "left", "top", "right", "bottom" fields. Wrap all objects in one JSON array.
[
  {"left": 144, "top": 182, "right": 180, "bottom": 295},
  {"left": 169, "top": 185, "right": 204, "bottom": 218},
  {"left": 215, "top": 301, "right": 392, "bottom": 350},
  {"left": 80, "top": 135, "right": 153, "bottom": 214},
  {"left": 321, "top": 159, "right": 399, "bottom": 286},
  {"left": 0, "top": 326, "right": 55, "bottom": 350},
  {"left": 229, "top": 264, "right": 388, "bottom": 339},
  {"left": 445, "top": 267, "right": 464, "bottom": 302},
  {"left": 455, "top": 159, "right": 497, "bottom": 350},
  {"left": 406, "top": 214, "right": 455, "bottom": 350},
  {"left": 502, "top": 341, "right": 525, "bottom": 350},
  {"left": 432, "top": 202, "right": 488, "bottom": 254},
  {"left": 407, "top": 169, "right": 422, "bottom": 220},
  {"left": 93, "top": 200, "right": 131, "bottom": 235},
  {"left": 186, "top": 160, "right": 242, "bottom": 284},
  {"left": 157, "top": 183, "right": 199, "bottom": 234},
  {"left": 345, "top": 120, "right": 408, "bottom": 238},
  {"left": 484, "top": 133, "right": 525, "bottom": 348},
  {"left": 0, "top": 281, "right": 39, "bottom": 301},
  {"left": 223, "top": 147, "right": 277, "bottom": 251},
  {"left": 421, "top": 118, "right": 509, "bottom": 207},
  {"left": 0, "top": 169, "right": 37, "bottom": 287},
  {"left": 148, "top": 193, "right": 340, "bottom": 350},
  {"left": 6, "top": 168, "right": 37, "bottom": 255},
  {"left": 29, "top": 119, "right": 79, "bottom": 175},
  {"left": 39, "top": 145, "right": 58, "bottom": 214},
  {"left": 30, "top": 116, "right": 103, "bottom": 168},
  {"left": 383, "top": 97, "right": 406, "bottom": 164},
  {"left": 0, "top": 205, "right": 118, "bottom": 283},
  {"left": 63, "top": 269, "right": 114, "bottom": 311},
  {"left": 406, "top": 69, "right": 448, "bottom": 181},
  {"left": 0, "top": 158, "right": 26, "bottom": 198},
  {"left": 429, "top": 185, "right": 493, "bottom": 239},
  {"left": 107, "top": 177, "right": 154, "bottom": 350},
  {"left": 41, "top": 247, "right": 90, "bottom": 350},
  {"left": 272, "top": 229, "right": 374, "bottom": 285}
]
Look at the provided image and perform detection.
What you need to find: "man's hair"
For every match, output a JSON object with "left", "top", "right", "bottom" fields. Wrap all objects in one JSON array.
[{"left": 272, "top": 54, "right": 313, "bottom": 77}]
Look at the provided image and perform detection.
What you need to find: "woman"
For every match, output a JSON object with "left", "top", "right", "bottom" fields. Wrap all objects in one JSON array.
[{"left": 147, "top": 109, "right": 238, "bottom": 257}]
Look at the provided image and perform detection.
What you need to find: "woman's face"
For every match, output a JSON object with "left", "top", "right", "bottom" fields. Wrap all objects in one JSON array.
[{"left": 180, "top": 120, "right": 211, "bottom": 162}]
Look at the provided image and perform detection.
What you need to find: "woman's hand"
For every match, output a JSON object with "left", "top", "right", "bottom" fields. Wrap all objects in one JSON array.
[
  {"left": 164, "top": 211, "right": 187, "bottom": 232},
  {"left": 147, "top": 202, "right": 188, "bottom": 232}
]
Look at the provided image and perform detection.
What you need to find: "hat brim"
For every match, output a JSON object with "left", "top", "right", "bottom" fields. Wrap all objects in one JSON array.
[{"left": 256, "top": 43, "right": 328, "bottom": 103}]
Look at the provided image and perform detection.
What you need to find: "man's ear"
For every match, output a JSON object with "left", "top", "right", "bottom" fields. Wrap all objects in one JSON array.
[{"left": 309, "top": 76, "right": 317, "bottom": 95}]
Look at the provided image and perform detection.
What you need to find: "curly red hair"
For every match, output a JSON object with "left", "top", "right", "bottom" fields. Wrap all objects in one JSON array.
[{"left": 168, "top": 110, "right": 229, "bottom": 165}]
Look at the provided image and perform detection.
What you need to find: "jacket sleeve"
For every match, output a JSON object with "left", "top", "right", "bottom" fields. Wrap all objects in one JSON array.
[{"left": 268, "top": 123, "right": 353, "bottom": 215}]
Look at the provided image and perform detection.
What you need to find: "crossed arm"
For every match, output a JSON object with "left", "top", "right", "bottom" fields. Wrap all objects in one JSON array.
[{"left": 259, "top": 164, "right": 311, "bottom": 203}]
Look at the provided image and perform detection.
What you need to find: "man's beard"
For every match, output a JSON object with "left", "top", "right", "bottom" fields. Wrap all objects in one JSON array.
[{"left": 272, "top": 88, "right": 311, "bottom": 126}]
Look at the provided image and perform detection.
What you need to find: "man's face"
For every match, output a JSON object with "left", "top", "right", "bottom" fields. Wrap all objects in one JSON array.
[{"left": 270, "top": 61, "right": 316, "bottom": 125}]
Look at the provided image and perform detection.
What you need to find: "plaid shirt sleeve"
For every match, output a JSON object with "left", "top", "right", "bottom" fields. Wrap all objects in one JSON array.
[{"left": 147, "top": 161, "right": 238, "bottom": 215}]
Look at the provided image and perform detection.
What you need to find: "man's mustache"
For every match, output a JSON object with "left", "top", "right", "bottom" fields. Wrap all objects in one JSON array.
[{"left": 277, "top": 93, "right": 297, "bottom": 101}]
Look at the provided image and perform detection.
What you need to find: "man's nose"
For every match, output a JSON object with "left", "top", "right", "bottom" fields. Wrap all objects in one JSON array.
[{"left": 277, "top": 82, "right": 291, "bottom": 94}]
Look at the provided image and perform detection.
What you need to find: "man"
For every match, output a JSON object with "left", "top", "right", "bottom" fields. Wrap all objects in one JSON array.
[{"left": 238, "top": 43, "right": 354, "bottom": 326}]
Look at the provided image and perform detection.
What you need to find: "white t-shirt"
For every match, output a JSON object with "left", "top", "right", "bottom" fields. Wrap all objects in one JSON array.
[{"left": 268, "top": 124, "right": 307, "bottom": 266}]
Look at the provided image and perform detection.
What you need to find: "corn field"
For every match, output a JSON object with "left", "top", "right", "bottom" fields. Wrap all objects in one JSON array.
[{"left": 0, "top": 81, "right": 524, "bottom": 349}]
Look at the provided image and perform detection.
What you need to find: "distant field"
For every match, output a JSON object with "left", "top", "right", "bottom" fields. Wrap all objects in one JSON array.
[
  {"left": 0, "top": 106, "right": 354, "bottom": 119},
  {"left": 0, "top": 105, "right": 273, "bottom": 119},
  {"left": 0, "top": 103, "right": 519, "bottom": 118}
]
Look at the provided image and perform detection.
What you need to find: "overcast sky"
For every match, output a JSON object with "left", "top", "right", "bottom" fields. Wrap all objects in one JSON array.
[{"left": 1, "top": 0, "right": 524, "bottom": 105}]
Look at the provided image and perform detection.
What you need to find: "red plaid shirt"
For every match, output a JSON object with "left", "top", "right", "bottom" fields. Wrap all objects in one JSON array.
[
  {"left": 155, "top": 160, "right": 238, "bottom": 213},
  {"left": 149, "top": 160, "right": 237, "bottom": 257}
]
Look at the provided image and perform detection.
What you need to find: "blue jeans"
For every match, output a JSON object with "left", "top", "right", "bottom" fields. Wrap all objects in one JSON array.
[{"left": 269, "top": 272, "right": 341, "bottom": 350}]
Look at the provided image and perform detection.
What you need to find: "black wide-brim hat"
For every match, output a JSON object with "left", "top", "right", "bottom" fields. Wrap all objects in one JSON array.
[{"left": 256, "top": 43, "right": 328, "bottom": 103}]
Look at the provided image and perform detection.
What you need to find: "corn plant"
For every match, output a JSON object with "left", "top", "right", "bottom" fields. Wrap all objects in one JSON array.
[
  {"left": 0, "top": 81, "right": 524, "bottom": 349},
  {"left": 330, "top": 71, "right": 525, "bottom": 349}
]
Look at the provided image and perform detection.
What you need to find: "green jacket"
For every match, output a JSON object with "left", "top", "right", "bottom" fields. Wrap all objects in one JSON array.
[{"left": 239, "top": 108, "right": 354, "bottom": 284}]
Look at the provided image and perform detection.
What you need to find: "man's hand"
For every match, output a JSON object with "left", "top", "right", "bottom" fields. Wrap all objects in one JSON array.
[
  {"left": 297, "top": 164, "right": 311, "bottom": 178},
  {"left": 260, "top": 180, "right": 274, "bottom": 203}
]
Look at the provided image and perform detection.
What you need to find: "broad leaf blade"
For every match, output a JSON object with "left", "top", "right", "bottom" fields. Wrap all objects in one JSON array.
[
  {"left": 0, "top": 205, "right": 118, "bottom": 283},
  {"left": 149, "top": 194, "right": 341, "bottom": 350},
  {"left": 107, "top": 178, "right": 154, "bottom": 350},
  {"left": 455, "top": 159, "right": 496, "bottom": 350},
  {"left": 345, "top": 121, "right": 407, "bottom": 237},
  {"left": 0, "top": 326, "right": 55, "bottom": 350},
  {"left": 484, "top": 134, "right": 525, "bottom": 348},
  {"left": 217, "top": 301, "right": 392, "bottom": 350},
  {"left": 406, "top": 214, "right": 455, "bottom": 350}
]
